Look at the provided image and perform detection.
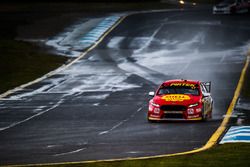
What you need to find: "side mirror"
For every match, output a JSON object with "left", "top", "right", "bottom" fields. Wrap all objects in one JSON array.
[
  {"left": 203, "top": 92, "right": 211, "bottom": 98},
  {"left": 149, "top": 91, "right": 155, "bottom": 97},
  {"left": 202, "top": 81, "right": 211, "bottom": 93}
]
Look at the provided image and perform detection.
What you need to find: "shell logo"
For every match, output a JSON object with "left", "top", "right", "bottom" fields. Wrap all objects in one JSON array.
[{"left": 161, "top": 94, "right": 190, "bottom": 102}]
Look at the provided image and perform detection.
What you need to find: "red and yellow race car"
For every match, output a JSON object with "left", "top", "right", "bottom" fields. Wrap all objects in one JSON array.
[{"left": 148, "top": 79, "right": 213, "bottom": 122}]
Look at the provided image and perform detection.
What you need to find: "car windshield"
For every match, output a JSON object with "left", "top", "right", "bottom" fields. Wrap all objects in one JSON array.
[{"left": 157, "top": 85, "right": 200, "bottom": 96}]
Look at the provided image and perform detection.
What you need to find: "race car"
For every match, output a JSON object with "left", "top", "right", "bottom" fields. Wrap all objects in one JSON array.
[
  {"left": 147, "top": 79, "right": 213, "bottom": 122},
  {"left": 213, "top": 0, "right": 250, "bottom": 14}
]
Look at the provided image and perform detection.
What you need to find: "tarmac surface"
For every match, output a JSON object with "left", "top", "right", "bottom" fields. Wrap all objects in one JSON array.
[{"left": 0, "top": 6, "right": 250, "bottom": 165}]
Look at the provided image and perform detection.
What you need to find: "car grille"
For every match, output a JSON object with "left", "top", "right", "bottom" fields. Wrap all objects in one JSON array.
[
  {"left": 160, "top": 105, "right": 187, "bottom": 111},
  {"left": 161, "top": 105, "right": 186, "bottom": 119},
  {"left": 164, "top": 113, "right": 183, "bottom": 119}
]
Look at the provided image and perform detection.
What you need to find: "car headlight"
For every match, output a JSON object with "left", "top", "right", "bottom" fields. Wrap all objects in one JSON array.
[
  {"left": 151, "top": 101, "right": 160, "bottom": 108},
  {"left": 187, "top": 108, "right": 194, "bottom": 114},
  {"left": 153, "top": 107, "right": 161, "bottom": 114},
  {"left": 189, "top": 103, "right": 199, "bottom": 108}
]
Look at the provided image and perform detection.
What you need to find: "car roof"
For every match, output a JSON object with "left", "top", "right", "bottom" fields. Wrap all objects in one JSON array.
[{"left": 162, "top": 79, "right": 200, "bottom": 85}]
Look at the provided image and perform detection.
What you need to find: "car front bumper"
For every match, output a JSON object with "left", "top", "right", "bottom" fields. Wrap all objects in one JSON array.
[
  {"left": 213, "top": 7, "right": 231, "bottom": 14},
  {"left": 148, "top": 116, "right": 202, "bottom": 121}
]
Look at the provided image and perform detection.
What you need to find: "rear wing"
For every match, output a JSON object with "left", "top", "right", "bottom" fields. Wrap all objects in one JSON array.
[{"left": 202, "top": 81, "right": 211, "bottom": 93}]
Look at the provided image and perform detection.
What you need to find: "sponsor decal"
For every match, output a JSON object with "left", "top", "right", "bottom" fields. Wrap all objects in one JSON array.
[
  {"left": 161, "top": 94, "right": 190, "bottom": 102},
  {"left": 170, "top": 83, "right": 197, "bottom": 89}
]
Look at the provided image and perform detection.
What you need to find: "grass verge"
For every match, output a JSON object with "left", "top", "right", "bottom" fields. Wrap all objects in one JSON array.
[{"left": 0, "top": 40, "right": 67, "bottom": 94}]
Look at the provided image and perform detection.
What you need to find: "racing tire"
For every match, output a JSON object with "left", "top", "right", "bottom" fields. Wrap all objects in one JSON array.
[
  {"left": 230, "top": 7, "right": 236, "bottom": 15},
  {"left": 208, "top": 107, "right": 213, "bottom": 119},
  {"left": 201, "top": 113, "right": 207, "bottom": 122},
  {"left": 201, "top": 106, "right": 207, "bottom": 122}
]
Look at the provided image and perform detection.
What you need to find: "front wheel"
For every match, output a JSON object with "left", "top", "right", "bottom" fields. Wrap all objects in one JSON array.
[
  {"left": 230, "top": 7, "right": 236, "bottom": 14},
  {"left": 208, "top": 107, "right": 213, "bottom": 119},
  {"left": 202, "top": 106, "right": 213, "bottom": 121},
  {"left": 201, "top": 113, "right": 207, "bottom": 122},
  {"left": 201, "top": 105, "right": 207, "bottom": 122}
]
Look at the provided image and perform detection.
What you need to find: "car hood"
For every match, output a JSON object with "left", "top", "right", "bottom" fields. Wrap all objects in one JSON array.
[{"left": 153, "top": 94, "right": 201, "bottom": 106}]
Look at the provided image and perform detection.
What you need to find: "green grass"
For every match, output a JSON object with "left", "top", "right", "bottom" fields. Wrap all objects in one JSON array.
[{"left": 0, "top": 40, "right": 67, "bottom": 94}]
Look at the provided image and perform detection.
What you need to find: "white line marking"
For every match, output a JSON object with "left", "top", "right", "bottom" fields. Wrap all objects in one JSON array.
[
  {"left": 126, "top": 151, "right": 143, "bottom": 154},
  {"left": 220, "top": 53, "right": 226, "bottom": 63},
  {"left": 98, "top": 106, "right": 143, "bottom": 135},
  {"left": 93, "top": 103, "right": 100, "bottom": 106},
  {"left": 110, "top": 122, "right": 124, "bottom": 131},
  {"left": 0, "top": 106, "right": 37, "bottom": 109},
  {"left": 47, "top": 145, "right": 62, "bottom": 148},
  {"left": 223, "top": 133, "right": 250, "bottom": 139},
  {"left": 227, "top": 129, "right": 250, "bottom": 135},
  {"left": 33, "top": 106, "right": 47, "bottom": 112},
  {"left": 53, "top": 148, "right": 86, "bottom": 156},
  {"left": 134, "top": 24, "right": 164, "bottom": 54},
  {"left": 177, "top": 62, "right": 190, "bottom": 75},
  {"left": 0, "top": 99, "right": 64, "bottom": 132},
  {"left": 220, "top": 126, "right": 250, "bottom": 144},
  {"left": 220, "top": 140, "right": 250, "bottom": 144},
  {"left": 229, "top": 126, "right": 250, "bottom": 131},
  {"left": 99, "top": 131, "right": 109, "bottom": 135}
]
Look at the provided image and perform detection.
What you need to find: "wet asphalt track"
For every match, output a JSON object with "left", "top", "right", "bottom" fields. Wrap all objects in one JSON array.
[{"left": 0, "top": 7, "right": 250, "bottom": 165}]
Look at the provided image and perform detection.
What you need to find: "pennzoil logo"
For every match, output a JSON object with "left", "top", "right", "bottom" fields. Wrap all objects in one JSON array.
[
  {"left": 161, "top": 94, "right": 190, "bottom": 102},
  {"left": 170, "top": 83, "right": 197, "bottom": 89}
]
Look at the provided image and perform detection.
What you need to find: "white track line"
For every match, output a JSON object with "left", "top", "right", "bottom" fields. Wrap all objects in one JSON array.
[
  {"left": 0, "top": 99, "right": 64, "bottom": 132},
  {"left": 53, "top": 148, "right": 86, "bottom": 157},
  {"left": 99, "top": 107, "right": 143, "bottom": 135}
]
